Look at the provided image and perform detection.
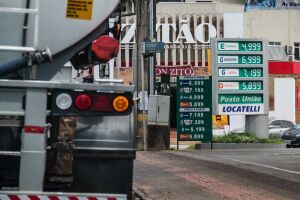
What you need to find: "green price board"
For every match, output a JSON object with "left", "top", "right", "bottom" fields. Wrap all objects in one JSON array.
[
  {"left": 217, "top": 55, "right": 263, "bottom": 64},
  {"left": 177, "top": 76, "right": 212, "bottom": 142},
  {"left": 218, "top": 68, "right": 263, "bottom": 77},
  {"left": 218, "top": 41, "right": 263, "bottom": 52},
  {"left": 212, "top": 38, "right": 268, "bottom": 115}
]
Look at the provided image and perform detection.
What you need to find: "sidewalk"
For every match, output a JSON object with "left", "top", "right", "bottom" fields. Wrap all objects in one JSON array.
[{"left": 133, "top": 151, "right": 297, "bottom": 200}]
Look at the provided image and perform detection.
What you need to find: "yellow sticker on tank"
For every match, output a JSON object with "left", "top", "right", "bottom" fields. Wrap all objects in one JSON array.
[{"left": 66, "top": 0, "right": 93, "bottom": 20}]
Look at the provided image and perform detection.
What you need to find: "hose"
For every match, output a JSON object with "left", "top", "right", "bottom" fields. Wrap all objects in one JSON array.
[{"left": 0, "top": 48, "right": 52, "bottom": 76}]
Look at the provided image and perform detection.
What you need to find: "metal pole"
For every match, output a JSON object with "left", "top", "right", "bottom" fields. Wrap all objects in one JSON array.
[
  {"left": 149, "top": 0, "right": 154, "bottom": 95},
  {"left": 116, "top": 49, "right": 120, "bottom": 79},
  {"left": 141, "top": 53, "right": 147, "bottom": 151},
  {"left": 246, "top": 115, "right": 269, "bottom": 139},
  {"left": 108, "top": 19, "right": 115, "bottom": 81}
]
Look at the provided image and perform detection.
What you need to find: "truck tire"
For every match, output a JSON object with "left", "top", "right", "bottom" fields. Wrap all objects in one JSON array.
[
  {"left": 0, "top": 127, "right": 14, "bottom": 150},
  {"left": 286, "top": 144, "right": 291, "bottom": 148}
]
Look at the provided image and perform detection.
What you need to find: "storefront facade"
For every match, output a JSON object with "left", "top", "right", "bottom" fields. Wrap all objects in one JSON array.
[{"left": 118, "top": 1, "right": 300, "bottom": 130}]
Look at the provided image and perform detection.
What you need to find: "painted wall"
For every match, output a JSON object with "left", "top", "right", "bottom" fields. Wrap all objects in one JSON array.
[
  {"left": 157, "top": 2, "right": 244, "bottom": 15},
  {"left": 224, "top": 13, "right": 244, "bottom": 38},
  {"left": 244, "top": 10, "right": 300, "bottom": 46},
  {"left": 185, "top": 0, "right": 244, "bottom": 4}
]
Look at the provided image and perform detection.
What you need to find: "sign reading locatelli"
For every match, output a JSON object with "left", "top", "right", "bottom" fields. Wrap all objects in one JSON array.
[
  {"left": 176, "top": 76, "right": 212, "bottom": 142},
  {"left": 211, "top": 38, "right": 269, "bottom": 115}
]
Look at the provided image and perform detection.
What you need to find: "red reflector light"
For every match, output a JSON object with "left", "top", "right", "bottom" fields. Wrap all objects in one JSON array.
[
  {"left": 92, "top": 95, "right": 113, "bottom": 112},
  {"left": 75, "top": 94, "right": 92, "bottom": 110},
  {"left": 24, "top": 126, "right": 45, "bottom": 134}
]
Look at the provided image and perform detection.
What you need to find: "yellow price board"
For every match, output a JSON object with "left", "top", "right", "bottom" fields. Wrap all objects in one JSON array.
[{"left": 66, "top": 0, "right": 93, "bottom": 20}]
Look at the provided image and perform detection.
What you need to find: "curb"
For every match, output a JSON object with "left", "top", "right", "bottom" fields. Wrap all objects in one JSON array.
[{"left": 195, "top": 143, "right": 285, "bottom": 149}]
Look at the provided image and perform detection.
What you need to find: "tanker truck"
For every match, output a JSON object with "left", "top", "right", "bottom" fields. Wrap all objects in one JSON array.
[{"left": 0, "top": 0, "right": 134, "bottom": 200}]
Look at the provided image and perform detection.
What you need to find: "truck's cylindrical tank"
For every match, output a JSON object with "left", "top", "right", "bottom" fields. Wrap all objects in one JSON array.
[{"left": 0, "top": 0, "right": 119, "bottom": 60}]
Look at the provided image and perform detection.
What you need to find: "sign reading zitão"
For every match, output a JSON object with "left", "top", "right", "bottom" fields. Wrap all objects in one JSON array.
[{"left": 177, "top": 76, "right": 212, "bottom": 142}]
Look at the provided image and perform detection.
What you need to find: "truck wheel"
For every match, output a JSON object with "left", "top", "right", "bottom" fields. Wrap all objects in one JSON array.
[
  {"left": 0, "top": 127, "right": 14, "bottom": 150},
  {"left": 286, "top": 144, "right": 291, "bottom": 148}
]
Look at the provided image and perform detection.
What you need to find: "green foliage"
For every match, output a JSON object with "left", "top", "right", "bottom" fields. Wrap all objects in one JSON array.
[{"left": 213, "top": 133, "right": 283, "bottom": 144}]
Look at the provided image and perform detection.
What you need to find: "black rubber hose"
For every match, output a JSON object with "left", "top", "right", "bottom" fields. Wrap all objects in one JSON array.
[
  {"left": 0, "top": 58, "right": 28, "bottom": 76},
  {"left": 22, "top": 0, "right": 31, "bottom": 47}
]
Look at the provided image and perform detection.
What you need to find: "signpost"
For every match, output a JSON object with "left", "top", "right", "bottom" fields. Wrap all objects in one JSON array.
[
  {"left": 176, "top": 76, "right": 212, "bottom": 148},
  {"left": 141, "top": 42, "right": 165, "bottom": 56},
  {"left": 211, "top": 38, "right": 269, "bottom": 138}
]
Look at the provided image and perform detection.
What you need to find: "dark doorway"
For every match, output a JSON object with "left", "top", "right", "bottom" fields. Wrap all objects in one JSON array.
[{"left": 170, "top": 87, "right": 177, "bottom": 128}]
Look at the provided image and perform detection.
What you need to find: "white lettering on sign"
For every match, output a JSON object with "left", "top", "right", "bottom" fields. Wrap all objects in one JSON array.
[
  {"left": 174, "top": 20, "right": 196, "bottom": 44},
  {"left": 218, "top": 42, "right": 239, "bottom": 51},
  {"left": 120, "top": 24, "right": 136, "bottom": 44},
  {"left": 218, "top": 104, "right": 264, "bottom": 115},
  {"left": 218, "top": 69, "right": 239, "bottom": 77},
  {"left": 155, "top": 66, "right": 195, "bottom": 76},
  {"left": 121, "top": 22, "right": 217, "bottom": 44},
  {"left": 155, "top": 23, "right": 177, "bottom": 44},
  {"left": 218, "top": 56, "right": 239, "bottom": 64},
  {"left": 219, "top": 95, "right": 262, "bottom": 104},
  {"left": 218, "top": 82, "right": 239, "bottom": 90}
]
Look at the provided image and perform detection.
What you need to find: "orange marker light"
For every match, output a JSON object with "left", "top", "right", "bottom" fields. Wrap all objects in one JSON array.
[{"left": 113, "top": 96, "right": 129, "bottom": 112}]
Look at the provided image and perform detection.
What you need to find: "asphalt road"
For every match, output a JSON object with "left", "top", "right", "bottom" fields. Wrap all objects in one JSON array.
[{"left": 133, "top": 148, "right": 300, "bottom": 200}]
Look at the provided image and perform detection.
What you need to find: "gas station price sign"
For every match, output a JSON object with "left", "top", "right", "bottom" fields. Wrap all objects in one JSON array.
[
  {"left": 218, "top": 41, "right": 263, "bottom": 52},
  {"left": 211, "top": 38, "right": 269, "bottom": 115},
  {"left": 218, "top": 68, "right": 263, "bottom": 77},
  {"left": 217, "top": 55, "right": 263, "bottom": 64},
  {"left": 177, "top": 76, "right": 212, "bottom": 142},
  {"left": 218, "top": 81, "right": 263, "bottom": 91}
]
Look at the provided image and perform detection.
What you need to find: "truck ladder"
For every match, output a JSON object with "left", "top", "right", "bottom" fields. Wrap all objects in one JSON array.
[
  {"left": 0, "top": 0, "right": 45, "bottom": 192},
  {"left": 0, "top": 1, "right": 39, "bottom": 52}
]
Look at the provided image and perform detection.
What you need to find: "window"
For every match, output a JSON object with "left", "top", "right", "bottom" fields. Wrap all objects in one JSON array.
[
  {"left": 269, "top": 41, "right": 281, "bottom": 46},
  {"left": 269, "top": 120, "right": 281, "bottom": 127},
  {"left": 295, "top": 43, "right": 300, "bottom": 60},
  {"left": 281, "top": 120, "right": 294, "bottom": 128}
]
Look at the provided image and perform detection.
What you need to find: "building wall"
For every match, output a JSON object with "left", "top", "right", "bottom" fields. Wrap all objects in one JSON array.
[
  {"left": 155, "top": 2, "right": 244, "bottom": 72},
  {"left": 157, "top": 2, "right": 244, "bottom": 14},
  {"left": 244, "top": 10, "right": 300, "bottom": 46}
]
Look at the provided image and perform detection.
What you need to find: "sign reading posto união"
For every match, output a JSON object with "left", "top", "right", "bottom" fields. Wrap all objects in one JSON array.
[
  {"left": 211, "top": 38, "right": 269, "bottom": 115},
  {"left": 176, "top": 76, "right": 212, "bottom": 142}
]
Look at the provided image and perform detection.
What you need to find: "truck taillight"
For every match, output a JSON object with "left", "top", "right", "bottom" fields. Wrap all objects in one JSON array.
[
  {"left": 75, "top": 94, "right": 92, "bottom": 110},
  {"left": 92, "top": 95, "right": 113, "bottom": 112},
  {"left": 56, "top": 93, "right": 72, "bottom": 110},
  {"left": 52, "top": 91, "right": 132, "bottom": 116},
  {"left": 113, "top": 96, "right": 129, "bottom": 112}
]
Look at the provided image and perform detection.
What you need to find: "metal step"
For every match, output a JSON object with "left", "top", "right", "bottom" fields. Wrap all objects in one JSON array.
[
  {"left": 0, "top": 7, "right": 38, "bottom": 14},
  {"left": 0, "top": 151, "right": 21, "bottom": 156},
  {"left": 0, "top": 45, "right": 36, "bottom": 52}
]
